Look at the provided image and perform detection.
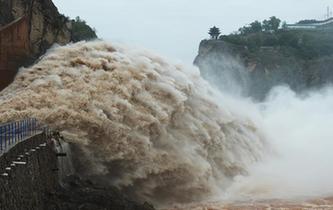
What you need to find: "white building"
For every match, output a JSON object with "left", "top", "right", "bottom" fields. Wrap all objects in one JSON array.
[{"left": 286, "top": 17, "right": 333, "bottom": 30}]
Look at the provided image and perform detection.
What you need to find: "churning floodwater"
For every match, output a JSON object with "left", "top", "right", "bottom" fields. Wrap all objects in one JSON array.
[{"left": 0, "top": 41, "right": 332, "bottom": 208}]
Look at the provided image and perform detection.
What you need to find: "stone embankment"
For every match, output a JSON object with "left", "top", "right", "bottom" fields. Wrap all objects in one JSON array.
[
  {"left": 0, "top": 132, "right": 58, "bottom": 210},
  {"left": 0, "top": 125, "right": 155, "bottom": 210}
]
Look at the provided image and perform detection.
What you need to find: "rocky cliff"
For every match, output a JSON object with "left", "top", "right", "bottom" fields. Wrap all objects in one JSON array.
[
  {"left": 0, "top": 0, "right": 71, "bottom": 56},
  {"left": 0, "top": 0, "right": 75, "bottom": 90},
  {"left": 195, "top": 32, "right": 333, "bottom": 100}
]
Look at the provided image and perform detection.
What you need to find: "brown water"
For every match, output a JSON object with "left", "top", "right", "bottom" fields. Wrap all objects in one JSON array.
[
  {"left": 0, "top": 41, "right": 266, "bottom": 206},
  {"left": 165, "top": 197, "right": 333, "bottom": 210},
  {"left": 2, "top": 41, "right": 332, "bottom": 209}
]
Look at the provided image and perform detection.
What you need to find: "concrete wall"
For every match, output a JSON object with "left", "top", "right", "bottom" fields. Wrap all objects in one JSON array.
[{"left": 0, "top": 133, "right": 58, "bottom": 210}]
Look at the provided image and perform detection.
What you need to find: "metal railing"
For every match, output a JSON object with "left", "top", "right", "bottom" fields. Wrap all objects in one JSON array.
[{"left": 0, "top": 118, "right": 49, "bottom": 153}]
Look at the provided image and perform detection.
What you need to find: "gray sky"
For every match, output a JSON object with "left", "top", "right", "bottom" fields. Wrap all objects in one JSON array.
[{"left": 53, "top": 0, "right": 333, "bottom": 64}]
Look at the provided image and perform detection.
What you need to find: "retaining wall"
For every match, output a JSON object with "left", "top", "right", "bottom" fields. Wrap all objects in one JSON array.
[{"left": 0, "top": 133, "right": 58, "bottom": 210}]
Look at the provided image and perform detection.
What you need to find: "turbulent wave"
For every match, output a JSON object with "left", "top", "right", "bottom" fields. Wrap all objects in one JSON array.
[
  {"left": 170, "top": 86, "right": 333, "bottom": 209},
  {"left": 0, "top": 41, "right": 266, "bottom": 205}
]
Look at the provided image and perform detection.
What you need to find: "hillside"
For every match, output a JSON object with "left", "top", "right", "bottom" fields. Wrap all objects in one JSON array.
[{"left": 195, "top": 27, "right": 333, "bottom": 100}]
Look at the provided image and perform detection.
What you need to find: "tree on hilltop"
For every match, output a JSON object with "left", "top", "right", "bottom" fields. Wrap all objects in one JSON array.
[
  {"left": 263, "top": 16, "right": 281, "bottom": 32},
  {"left": 250, "top": 21, "right": 263, "bottom": 33},
  {"left": 239, "top": 20, "right": 263, "bottom": 35},
  {"left": 209, "top": 26, "right": 221, "bottom": 39},
  {"left": 270, "top": 16, "right": 281, "bottom": 31},
  {"left": 71, "top": 16, "right": 97, "bottom": 42}
]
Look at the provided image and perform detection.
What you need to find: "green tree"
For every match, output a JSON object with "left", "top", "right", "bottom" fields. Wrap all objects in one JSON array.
[
  {"left": 270, "top": 16, "right": 281, "bottom": 32},
  {"left": 262, "top": 19, "right": 271, "bottom": 31},
  {"left": 239, "top": 21, "right": 263, "bottom": 35},
  {"left": 71, "top": 16, "right": 97, "bottom": 42},
  {"left": 209, "top": 26, "right": 221, "bottom": 39},
  {"left": 262, "top": 17, "right": 281, "bottom": 32},
  {"left": 250, "top": 21, "right": 262, "bottom": 33},
  {"left": 239, "top": 26, "right": 251, "bottom": 35}
]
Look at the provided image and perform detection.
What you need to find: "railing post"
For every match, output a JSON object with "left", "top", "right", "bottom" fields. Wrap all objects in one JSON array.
[
  {"left": 16, "top": 121, "right": 19, "bottom": 142},
  {"left": 7, "top": 124, "right": 9, "bottom": 147},
  {"left": 21, "top": 120, "right": 23, "bottom": 139},
  {"left": 9, "top": 124, "right": 11, "bottom": 145},
  {"left": 0, "top": 126, "right": 2, "bottom": 151},
  {"left": 30, "top": 119, "right": 32, "bottom": 136},
  {"left": 10, "top": 122, "right": 13, "bottom": 145},
  {"left": 23, "top": 119, "right": 25, "bottom": 138},
  {"left": 24, "top": 119, "right": 26, "bottom": 138},
  {"left": 8, "top": 123, "right": 12, "bottom": 145},
  {"left": 4, "top": 125, "right": 7, "bottom": 149},
  {"left": 29, "top": 119, "right": 31, "bottom": 136},
  {"left": 27, "top": 119, "right": 30, "bottom": 137},
  {"left": 26, "top": 119, "right": 28, "bottom": 137},
  {"left": 7, "top": 124, "right": 10, "bottom": 147},
  {"left": 10, "top": 123, "right": 12, "bottom": 145},
  {"left": 13, "top": 121, "right": 16, "bottom": 144},
  {"left": 26, "top": 119, "right": 29, "bottom": 137},
  {"left": 12, "top": 122, "right": 14, "bottom": 144},
  {"left": 20, "top": 121, "right": 22, "bottom": 139},
  {"left": 33, "top": 118, "right": 36, "bottom": 135}
]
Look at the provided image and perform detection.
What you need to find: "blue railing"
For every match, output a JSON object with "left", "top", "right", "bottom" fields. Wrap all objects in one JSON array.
[{"left": 0, "top": 118, "right": 48, "bottom": 153}]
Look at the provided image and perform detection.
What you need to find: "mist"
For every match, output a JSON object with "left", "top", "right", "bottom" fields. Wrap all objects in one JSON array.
[
  {"left": 201, "top": 48, "right": 333, "bottom": 202},
  {"left": 221, "top": 86, "right": 333, "bottom": 201}
]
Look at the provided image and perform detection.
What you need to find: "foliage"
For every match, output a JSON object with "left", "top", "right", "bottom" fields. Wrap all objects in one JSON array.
[
  {"left": 250, "top": 21, "right": 263, "bottom": 33},
  {"left": 267, "top": 16, "right": 281, "bottom": 32},
  {"left": 237, "top": 17, "right": 281, "bottom": 35},
  {"left": 239, "top": 21, "right": 262, "bottom": 35},
  {"left": 204, "top": 17, "right": 333, "bottom": 100},
  {"left": 219, "top": 16, "right": 333, "bottom": 60},
  {"left": 261, "top": 16, "right": 281, "bottom": 32},
  {"left": 71, "top": 16, "right": 97, "bottom": 42}
]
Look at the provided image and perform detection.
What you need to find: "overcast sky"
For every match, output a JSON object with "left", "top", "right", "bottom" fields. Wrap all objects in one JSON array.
[{"left": 53, "top": 0, "right": 333, "bottom": 64}]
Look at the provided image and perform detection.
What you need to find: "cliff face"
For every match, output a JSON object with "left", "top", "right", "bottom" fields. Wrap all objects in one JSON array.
[
  {"left": 0, "top": 16, "right": 31, "bottom": 90},
  {"left": 0, "top": 0, "right": 71, "bottom": 56},
  {"left": 0, "top": 0, "right": 71, "bottom": 90},
  {"left": 194, "top": 40, "right": 250, "bottom": 96},
  {"left": 194, "top": 39, "right": 333, "bottom": 100}
]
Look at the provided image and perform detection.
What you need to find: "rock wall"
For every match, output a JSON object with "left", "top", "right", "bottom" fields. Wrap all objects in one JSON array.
[
  {"left": 0, "top": 133, "right": 58, "bottom": 210},
  {"left": 0, "top": 16, "right": 31, "bottom": 90},
  {"left": 0, "top": 0, "right": 71, "bottom": 55},
  {"left": 194, "top": 40, "right": 250, "bottom": 96},
  {"left": 25, "top": 0, "right": 71, "bottom": 55},
  {"left": 0, "top": 0, "right": 71, "bottom": 91},
  {"left": 194, "top": 39, "right": 333, "bottom": 100}
]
